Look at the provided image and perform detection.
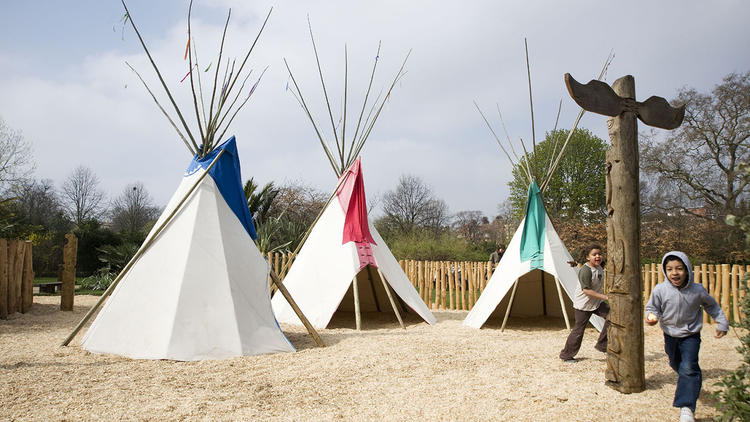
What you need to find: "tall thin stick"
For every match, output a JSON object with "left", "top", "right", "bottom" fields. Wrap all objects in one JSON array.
[
  {"left": 125, "top": 62, "right": 195, "bottom": 155},
  {"left": 307, "top": 17, "right": 343, "bottom": 173},
  {"left": 121, "top": 0, "right": 198, "bottom": 152},
  {"left": 524, "top": 38, "right": 536, "bottom": 153},
  {"left": 473, "top": 101, "right": 532, "bottom": 184}
]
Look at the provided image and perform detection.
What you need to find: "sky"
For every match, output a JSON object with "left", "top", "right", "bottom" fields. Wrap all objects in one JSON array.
[{"left": 1, "top": 1, "right": 749, "bottom": 219}]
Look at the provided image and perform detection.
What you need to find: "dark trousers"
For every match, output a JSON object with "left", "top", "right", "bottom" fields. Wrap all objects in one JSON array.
[
  {"left": 664, "top": 332, "right": 702, "bottom": 412},
  {"left": 559, "top": 302, "right": 610, "bottom": 360}
]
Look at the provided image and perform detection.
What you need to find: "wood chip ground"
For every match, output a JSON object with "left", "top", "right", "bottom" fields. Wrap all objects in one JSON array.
[{"left": 0, "top": 296, "right": 743, "bottom": 421}]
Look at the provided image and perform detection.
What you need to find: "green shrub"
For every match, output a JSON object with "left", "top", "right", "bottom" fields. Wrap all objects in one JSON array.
[
  {"left": 388, "top": 231, "right": 491, "bottom": 261},
  {"left": 712, "top": 214, "right": 750, "bottom": 421},
  {"left": 79, "top": 267, "right": 116, "bottom": 291}
]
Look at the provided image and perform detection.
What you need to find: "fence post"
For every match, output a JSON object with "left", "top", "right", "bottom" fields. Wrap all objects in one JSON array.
[
  {"left": 731, "top": 265, "right": 740, "bottom": 324},
  {"left": 0, "top": 239, "right": 7, "bottom": 319},
  {"left": 21, "top": 241, "right": 33, "bottom": 313},
  {"left": 448, "top": 261, "right": 455, "bottom": 310},
  {"left": 61, "top": 233, "right": 78, "bottom": 311},
  {"left": 13, "top": 240, "right": 25, "bottom": 312},
  {"left": 643, "top": 264, "right": 651, "bottom": 301},
  {"left": 7, "top": 240, "right": 17, "bottom": 315},
  {"left": 701, "top": 264, "right": 709, "bottom": 323},
  {"left": 468, "top": 262, "right": 476, "bottom": 309},
  {"left": 456, "top": 262, "right": 469, "bottom": 311},
  {"left": 721, "top": 264, "right": 731, "bottom": 320},
  {"left": 417, "top": 261, "right": 424, "bottom": 304}
]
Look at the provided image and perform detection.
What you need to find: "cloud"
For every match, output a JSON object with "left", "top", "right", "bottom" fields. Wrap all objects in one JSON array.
[{"left": 0, "top": 0, "right": 748, "bottom": 219}]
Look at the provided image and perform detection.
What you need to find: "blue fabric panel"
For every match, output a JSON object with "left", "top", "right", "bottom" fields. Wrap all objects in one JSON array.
[{"left": 184, "top": 136, "right": 258, "bottom": 240}]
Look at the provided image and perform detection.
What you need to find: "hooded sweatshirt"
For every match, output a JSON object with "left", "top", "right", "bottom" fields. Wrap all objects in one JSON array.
[{"left": 645, "top": 251, "right": 729, "bottom": 337}]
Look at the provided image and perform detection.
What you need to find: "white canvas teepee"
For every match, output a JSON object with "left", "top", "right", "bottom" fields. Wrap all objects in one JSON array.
[
  {"left": 463, "top": 182, "right": 604, "bottom": 331},
  {"left": 272, "top": 158, "right": 436, "bottom": 329},
  {"left": 81, "top": 138, "right": 295, "bottom": 360}
]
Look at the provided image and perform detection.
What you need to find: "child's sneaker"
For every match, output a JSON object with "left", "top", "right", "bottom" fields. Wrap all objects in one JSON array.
[{"left": 679, "top": 407, "right": 694, "bottom": 422}]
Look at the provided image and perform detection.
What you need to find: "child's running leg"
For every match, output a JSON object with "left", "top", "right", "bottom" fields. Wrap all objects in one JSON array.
[{"left": 672, "top": 333, "right": 701, "bottom": 412}]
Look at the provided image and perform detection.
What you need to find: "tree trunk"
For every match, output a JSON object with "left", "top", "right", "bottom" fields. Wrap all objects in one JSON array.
[{"left": 604, "top": 75, "right": 645, "bottom": 393}]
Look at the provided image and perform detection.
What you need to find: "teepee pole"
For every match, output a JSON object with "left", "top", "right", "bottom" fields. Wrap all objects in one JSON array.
[
  {"left": 555, "top": 277, "right": 571, "bottom": 330},
  {"left": 501, "top": 279, "right": 520, "bottom": 332},
  {"left": 61, "top": 149, "right": 226, "bottom": 347},
  {"left": 269, "top": 270, "right": 325, "bottom": 347},
  {"left": 376, "top": 267, "right": 405, "bottom": 330},
  {"left": 366, "top": 266, "right": 382, "bottom": 312},
  {"left": 352, "top": 275, "right": 362, "bottom": 330}
]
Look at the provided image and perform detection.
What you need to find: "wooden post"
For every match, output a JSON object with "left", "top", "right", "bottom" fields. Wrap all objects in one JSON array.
[
  {"left": 418, "top": 261, "right": 424, "bottom": 304},
  {"left": 21, "top": 241, "right": 33, "bottom": 313},
  {"left": 721, "top": 264, "right": 731, "bottom": 319},
  {"left": 501, "top": 280, "right": 519, "bottom": 332},
  {"left": 731, "top": 265, "right": 740, "bottom": 324},
  {"left": 13, "top": 240, "right": 25, "bottom": 312},
  {"left": 708, "top": 264, "right": 716, "bottom": 298},
  {"left": 7, "top": 239, "right": 17, "bottom": 315},
  {"left": 268, "top": 270, "right": 325, "bottom": 347},
  {"left": 602, "top": 76, "right": 645, "bottom": 393},
  {"left": 60, "top": 233, "right": 78, "bottom": 311},
  {"left": 0, "top": 239, "right": 7, "bottom": 319},
  {"left": 555, "top": 277, "right": 571, "bottom": 330},
  {"left": 482, "top": 261, "right": 492, "bottom": 292},
  {"left": 468, "top": 262, "right": 476, "bottom": 309},
  {"left": 460, "top": 262, "right": 467, "bottom": 310},
  {"left": 352, "top": 275, "right": 361, "bottom": 331},
  {"left": 643, "top": 264, "right": 651, "bottom": 301},
  {"left": 440, "top": 261, "right": 446, "bottom": 309},
  {"left": 702, "top": 264, "right": 709, "bottom": 323},
  {"left": 448, "top": 261, "right": 456, "bottom": 309},
  {"left": 280, "top": 253, "right": 288, "bottom": 279},
  {"left": 376, "top": 267, "right": 405, "bottom": 330}
]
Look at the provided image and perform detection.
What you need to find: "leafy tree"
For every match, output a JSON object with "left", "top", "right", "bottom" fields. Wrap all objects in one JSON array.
[
  {"left": 712, "top": 187, "right": 750, "bottom": 420},
  {"left": 508, "top": 128, "right": 607, "bottom": 223},
  {"left": 73, "top": 220, "right": 120, "bottom": 276},
  {"left": 62, "top": 166, "right": 106, "bottom": 225},
  {"left": 262, "top": 181, "right": 327, "bottom": 252},
  {"left": 5, "top": 179, "right": 71, "bottom": 275},
  {"left": 641, "top": 71, "right": 750, "bottom": 219},
  {"left": 109, "top": 182, "right": 160, "bottom": 235},
  {"left": 243, "top": 177, "right": 279, "bottom": 227},
  {"left": 0, "top": 117, "right": 35, "bottom": 187}
]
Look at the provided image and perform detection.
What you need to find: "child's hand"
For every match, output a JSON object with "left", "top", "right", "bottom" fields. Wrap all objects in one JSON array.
[
  {"left": 645, "top": 312, "right": 658, "bottom": 326},
  {"left": 715, "top": 329, "right": 727, "bottom": 338}
]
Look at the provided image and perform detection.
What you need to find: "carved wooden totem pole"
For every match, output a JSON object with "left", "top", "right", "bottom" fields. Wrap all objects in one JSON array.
[{"left": 565, "top": 73, "right": 684, "bottom": 393}]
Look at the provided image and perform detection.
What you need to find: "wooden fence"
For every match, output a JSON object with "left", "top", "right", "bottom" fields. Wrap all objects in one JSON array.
[
  {"left": 266, "top": 252, "right": 746, "bottom": 324},
  {"left": 0, "top": 239, "right": 34, "bottom": 319}
]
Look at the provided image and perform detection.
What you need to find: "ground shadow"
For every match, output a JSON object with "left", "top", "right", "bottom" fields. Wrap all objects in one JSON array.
[
  {"left": 282, "top": 310, "right": 431, "bottom": 350},
  {"left": 482, "top": 315, "right": 571, "bottom": 332}
]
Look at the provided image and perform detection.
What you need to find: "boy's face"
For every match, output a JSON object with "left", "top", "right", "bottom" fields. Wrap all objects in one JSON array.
[
  {"left": 587, "top": 249, "right": 603, "bottom": 266},
  {"left": 665, "top": 259, "right": 688, "bottom": 287}
]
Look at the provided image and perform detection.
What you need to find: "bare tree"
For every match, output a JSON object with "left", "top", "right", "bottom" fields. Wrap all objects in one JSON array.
[
  {"left": 110, "top": 182, "right": 160, "bottom": 234},
  {"left": 62, "top": 166, "right": 106, "bottom": 225},
  {"left": 11, "top": 178, "right": 69, "bottom": 231},
  {"left": 0, "top": 117, "right": 35, "bottom": 188},
  {"left": 381, "top": 174, "right": 450, "bottom": 233},
  {"left": 453, "top": 210, "right": 485, "bottom": 242},
  {"left": 641, "top": 71, "right": 750, "bottom": 218}
]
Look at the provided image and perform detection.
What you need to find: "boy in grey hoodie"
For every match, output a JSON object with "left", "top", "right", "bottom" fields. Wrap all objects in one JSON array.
[{"left": 645, "top": 251, "right": 728, "bottom": 422}]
